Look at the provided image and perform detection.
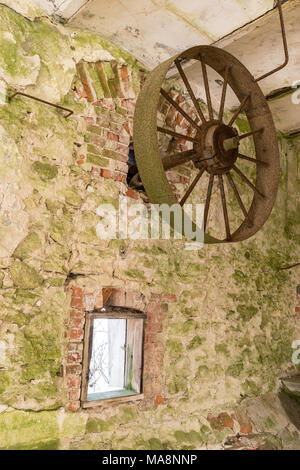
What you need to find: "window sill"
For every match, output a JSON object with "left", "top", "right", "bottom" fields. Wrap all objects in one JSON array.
[{"left": 81, "top": 393, "right": 144, "bottom": 408}]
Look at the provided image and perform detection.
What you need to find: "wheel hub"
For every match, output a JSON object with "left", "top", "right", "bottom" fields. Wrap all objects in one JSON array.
[{"left": 195, "top": 122, "right": 239, "bottom": 174}]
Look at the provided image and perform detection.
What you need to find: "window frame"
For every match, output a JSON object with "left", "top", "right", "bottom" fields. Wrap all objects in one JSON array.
[{"left": 81, "top": 308, "right": 146, "bottom": 408}]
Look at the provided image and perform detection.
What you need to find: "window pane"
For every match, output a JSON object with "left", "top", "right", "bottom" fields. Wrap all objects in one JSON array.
[{"left": 88, "top": 319, "right": 126, "bottom": 397}]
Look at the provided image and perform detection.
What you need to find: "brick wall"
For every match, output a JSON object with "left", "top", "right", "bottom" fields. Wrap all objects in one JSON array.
[
  {"left": 74, "top": 60, "right": 197, "bottom": 202},
  {"left": 65, "top": 285, "right": 177, "bottom": 412}
]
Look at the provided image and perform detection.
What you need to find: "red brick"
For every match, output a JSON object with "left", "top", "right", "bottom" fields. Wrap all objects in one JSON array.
[
  {"left": 66, "top": 375, "right": 81, "bottom": 388},
  {"left": 126, "top": 189, "right": 139, "bottom": 200},
  {"left": 150, "top": 293, "right": 162, "bottom": 302},
  {"left": 295, "top": 307, "right": 300, "bottom": 313},
  {"left": 76, "top": 63, "right": 95, "bottom": 103},
  {"left": 67, "top": 400, "right": 80, "bottom": 412},
  {"left": 107, "top": 131, "right": 119, "bottom": 142},
  {"left": 68, "top": 342, "right": 83, "bottom": 352},
  {"left": 66, "top": 364, "right": 82, "bottom": 375},
  {"left": 71, "top": 297, "right": 83, "bottom": 309},
  {"left": 162, "top": 294, "right": 177, "bottom": 303},
  {"left": 208, "top": 412, "right": 234, "bottom": 431},
  {"left": 235, "top": 411, "right": 253, "bottom": 434},
  {"left": 155, "top": 395, "right": 164, "bottom": 405},
  {"left": 77, "top": 159, "right": 85, "bottom": 165},
  {"left": 70, "top": 309, "right": 85, "bottom": 319},
  {"left": 67, "top": 351, "right": 82, "bottom": 363},
  {"left": 100, "top": 169, "right": 111, "bottom": 179},
  {"left": 69, "top": 317, "right": 84, "bottom": 329},
  {"left": 121, "top": 65, "right": 129, "bottom": 82},
  {"left": 69, "top": 389, "right": 81, "bottom": 401},
  {"left": 146, "top": 303, "right": 162, "bottom": 314},
  {"left": 69, "top": 328, "right": 84, "bottom": 341}
]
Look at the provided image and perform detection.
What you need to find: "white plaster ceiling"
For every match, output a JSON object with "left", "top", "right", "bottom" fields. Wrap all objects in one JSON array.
[
  {"left": 68, "top": 0, "right": 275, "bottom": 69},
  {"left": 69, "top": 0, "right": 300, "bottom": 133}
]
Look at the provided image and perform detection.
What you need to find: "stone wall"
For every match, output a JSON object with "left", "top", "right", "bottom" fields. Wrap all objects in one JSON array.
[{"left": 0, "top": 4, "right": 300, "bottom": 450}]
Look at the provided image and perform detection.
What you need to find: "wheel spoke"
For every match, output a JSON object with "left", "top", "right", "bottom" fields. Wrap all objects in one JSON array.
[
  {"left": 226, "top": 172, "right": 253, "bottom": 227},
  {"left": 175, "top": 59, "right": 206, "bottom": 124},
  {"left": 239, "top": 128, "right": 264, "bottom": 140},
  {"left": 204, "top": 174, "right": 214, "bottom": 231},
  {"left": 162, "top": 150, "right": 197, "bottom": 170},
  {"left": 218, "top": 66, "right": 230, "bottom": 122},
  {"left": 232, "top": 165, "right": 265, "bottom": 198},
  {"left": 157, "top": 126, "right": 199, "bottom": 143},
  {"left": 180, "top": 168, "right": 205, "bottom": 206},
  {"left": 160, "top": 88, "right": 200, "bottom": 131},
  {"left": 238, "top": 153, "right": 268, "bottom": 166},
  {"left": 218, "top": 175, "right": 231, "bottom": 241},
  {"left": 200, "top": 55, "right": 214, "bottom": 120},
  {"left": 228, "top": 95, "right": 249, "bottom": 127}
]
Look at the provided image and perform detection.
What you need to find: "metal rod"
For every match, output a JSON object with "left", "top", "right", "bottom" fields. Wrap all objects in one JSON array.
[
  {"left": 204, "top": 173, "right": 214, "bottom": 231},
  {"left": 200, "top": 54, "right": 214, "bottom": 120},
  {"left": 160, "top": 88, "right": 200, "bottom": 131},
  {"left": 180, "top": 168, "right": 205, "bottom": 206},
  {"left": 218, "top": 66, "right": 230, "bottom": 122},
  {"left": 157, "top": 126, "right": 199, "bottom": 143},
  {"left": 228, "top": 95, "right": 249, "bottom": 127},
  {"left": 218, "top": 174, "right": 231, "bottom": 241},
  {"left": 9, "top": 92, "right": 74, "bottom": 118},
  {"left": 175, "top": 59, "right": 207, "bottom": 124},
  {"left": 239, "top": 128, "right": 264, "bottom": 140},
  {"left": 232, "top": 165, "right": 265, "bottom": 198},
  {"left": 238, "top": 153, "right": 268, "bottom": 166},
  {"left": 255, "top": 0, "right": 289, "bottom": 82},
  {"left": 226, "top": 172, "right": 253, "bottom": 227}
]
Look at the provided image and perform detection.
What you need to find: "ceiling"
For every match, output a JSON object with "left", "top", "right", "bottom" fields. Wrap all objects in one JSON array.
[
  {"left": 4, "top": 0, "right": 299, "bottom": 133},
  {"left": 68, "top": 0, "right": 275, "bottom": 69}
]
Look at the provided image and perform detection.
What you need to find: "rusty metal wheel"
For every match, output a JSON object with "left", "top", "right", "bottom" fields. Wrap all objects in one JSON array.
[{"left": 133, "top": 46, "right": 280, "bottom": 244}]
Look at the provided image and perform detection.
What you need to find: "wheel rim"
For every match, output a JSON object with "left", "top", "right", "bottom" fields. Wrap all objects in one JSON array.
[{"left": 133, "top": 45, "right": 280, "bottom": 244}]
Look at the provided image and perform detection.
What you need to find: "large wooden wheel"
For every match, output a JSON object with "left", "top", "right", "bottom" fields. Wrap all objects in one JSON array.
[{"left": 133, "top": 46, "right": 280, "bottom": 244}]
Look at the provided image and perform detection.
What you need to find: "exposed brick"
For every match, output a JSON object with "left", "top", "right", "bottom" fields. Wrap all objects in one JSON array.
[
  {"left": 121, "top": 65, "right": 129, "bottom": 82},
  {"left": 155, "top": 395, "right": 164, "bottom": 405},
  {"left": 146, "top": 303, "right": 162, "bottom": 314},
  {"left": 69, "top": 316, "right": 84, "bottom": 329},
  {"left": 69, "top": 328, "right": 84, "bottom": 341},
  {"left": 162, "top": 294, "right": 177, "bottom": 303},
  {"left": 110, "top": 288, "right": 126, "bottom": 306},
  {"left": 71, "top": 297, "right": 83, "bottom": 309},
  {"left": 67, "top": 351, "right": 82, "bottom": 363},
  {"left": 66, "top": 375, "right": 81, "bottom": 388},
  {"left": 76, "top": 62, "right": 95, "bottom": 103},
  {"left": 67, "top": 400, "right": 80, "bottom": 412},
  {"left": 107, "top": 131, "right": 119, "bottom": 142},
  {"left": 69, "top": 389, "right": 81, "bottom": 401},
  {"left": 66, "top": 364, "right": 82, "bottom": 375},
  {"left": 208, "top": 412, "right": 234, "bottom": 431},
  {"left": 126, "top": 189, "right": 139, "bottom": 200},
  {"left": 235, "top": 410, "right": 253, "bottom": 434},
  {"left": 71, "top": 286, "right": 83, "bottom": 298}
]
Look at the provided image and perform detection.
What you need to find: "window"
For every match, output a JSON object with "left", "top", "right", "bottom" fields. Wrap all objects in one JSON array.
[{"left": 81, "top": 309, "right": 146, "bottom": 406}]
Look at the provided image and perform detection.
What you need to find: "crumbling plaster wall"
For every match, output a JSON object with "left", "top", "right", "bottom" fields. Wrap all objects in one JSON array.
[{"left": 0, "top": 4, "right": 300, "bottom": 450}]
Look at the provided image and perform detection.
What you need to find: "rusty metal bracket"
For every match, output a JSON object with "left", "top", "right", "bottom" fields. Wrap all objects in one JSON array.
[
  {"left": 8, "top": 92, "right": 74, "bottom": 118},
  {"left": 255, "top": 0, "right": 289, "bottom": 82}
]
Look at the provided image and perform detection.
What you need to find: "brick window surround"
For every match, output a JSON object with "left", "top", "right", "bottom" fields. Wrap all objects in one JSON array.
[{"left": 65, "top": 286, "right": 177, "bottom": 411}]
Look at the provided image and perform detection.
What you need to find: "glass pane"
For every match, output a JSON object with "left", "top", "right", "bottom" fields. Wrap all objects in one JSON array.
[{"left": 87, "top": 319, "right": 126, "bottom": 397}]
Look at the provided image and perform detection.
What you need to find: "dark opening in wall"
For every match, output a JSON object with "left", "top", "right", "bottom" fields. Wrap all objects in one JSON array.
[{"left": 126, "top": 140, "right": 145, "bottom": 192}]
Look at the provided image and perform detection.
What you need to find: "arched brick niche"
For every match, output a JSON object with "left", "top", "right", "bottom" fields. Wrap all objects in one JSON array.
[
  {"left": 65, "top": 286, "right": 177, "bottom": 412},
  {"left": 75, "top": 60, "right": 199, "bottom": 202}
]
